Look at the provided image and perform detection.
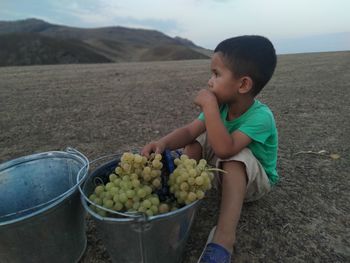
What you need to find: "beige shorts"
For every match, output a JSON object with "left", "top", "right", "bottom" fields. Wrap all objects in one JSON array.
[{"left": 196, "top": 133, "right": 271, "bottom": 202}]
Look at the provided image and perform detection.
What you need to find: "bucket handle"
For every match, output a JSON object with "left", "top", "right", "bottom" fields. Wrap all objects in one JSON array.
[
  {"left": 77, "top": 154, "right": 146, "bottom": 220},
  {"left": 0, "top": 148, "right": 89, "bottom": 220}
]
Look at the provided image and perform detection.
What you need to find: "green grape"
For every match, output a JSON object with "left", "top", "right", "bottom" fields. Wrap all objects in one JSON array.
[
  {"left": 155, "top": 153, "right": 162, "bottom": 160},
  {"left": 122, "top": 175, "right": 130, "bottom": 181},
  {"left": 130, "top": 173, "right": 138, "bottom": 180},
  {"left": 144, "top": 186, "right": 152, "bottom": 195},
  {"left": 180, "top": 154, "right": 189, "bottom": 161},
  {"left": 113, "top": 201, "right": 123, "bottom": 211},
  {"left": 125, "top": 199, "right": 134, "bottom": 210},
  {"left": 142, "top": 199, "right": 152, "bottom": 209},
  {"left": 94, "top": 185, "right": 105, "bottom": 195},
  {"left": 143, "top": 166, "right": 151, "bottom": 174},
  {"left": 115, "top": 166, "right": 123, "bottom": 175},
  {"left": 113, "top": 194, "right": 119, "bottom": 203},
  {"left": 126, "top": 189, "right": 136, "bottom": 199},
  {"left": 138, "top": 206, "right": 146, "bottom": 213},
  {"left": 132, "top": 201, "right": 140, "bottom": 210},
  {"left": 122, "top": 163, "right": 131, "bottom": 172},
  {"left": 143, "top": 173, "right": 151, "bottom": 181},
  {"left": 110, "top": 187, "right": 119, "bottom": 195},
  {"left": 150, "top": 196, "right": 160, "bottom": 206},
  {"left": 176, "top": 176, "right": 183, "bottom": 184},
  {"left": 99, "top": 191, "right": 106, "bottom": 199},
  {"left": 180, "top": 173, "right": 189, "bottom": 181},
  {"left": 132, "top": 179, "right": 141, "bottom": 188},
  {"left": 151, "top": 170, "right": 159, "bottom": 178},
  {"left": 152, "top": 178, "right": 161, "bottom": 188},
  {"left": 103, "top": 199, "right": 114, "bottom": 209},
  {"left": 196, "top": 190, "right": 205, "bottom": 199},
  {"left": 189, "top": 168, "right": 196, "bottom": 177},
  {"left": 152, "top": 159, "right": 161, "bottom": 168},
  {"left": 188, "top": 177, "right": 195, "bottom": 185},
  {"left": 184, "top": 159, "right": 193, "bottom": 168},
  {"left": 179, "top": 191, "right": 188, "bottom": 200},
  {"left": 199, "top": 159, "right": 207, "bottom": 166},
  {"left": 180, "top": 182, "right": 189, "bottom": 191},
  {"left": 105, "top": 182, "right": 114, "bottom": 191},
  {"left": 134, "top": 154, "right": 143, "bottom": 163},
  {"left": 109, "top": 173, "right": 118, "bottom": 182},
  {"left": 150, "top": 205, "right": 159, "bottom": 214},
  {"left": 195, "top": 176, "right": 204, "bottom": 186},
  {"left": 137, "top": 188, "right": 147, "bottom": 198},
  {"left": 174, "top": 158, "right": 181, "bottom": 165},
  {"left": 104, "top": 192, "right": 113, "bottom": 200},
  {"left": 113, "top": 178, "right": 121, "bottom": 187},
  {"left": 134, "top": 168, "right": 142, "bottom": 176},
  {"left": 188, "top": 192, "right": 197, "bottom": 202},
  {"left": 132, "top": 195, "right": 140, "bottom": 202},
  {"left": 146, "top": 209, "right": 154, "bottom": 217},
  {"left": 119, "top": 193, "right": 128, "bottom": 203}
]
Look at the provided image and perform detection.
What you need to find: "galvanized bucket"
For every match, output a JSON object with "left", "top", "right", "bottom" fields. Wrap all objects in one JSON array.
[
  {"left": 0, "top": 147, "right": 89, "bottom": 263},
  {"left": 79, "top": 155, "right": 200, "bottom": 263}
]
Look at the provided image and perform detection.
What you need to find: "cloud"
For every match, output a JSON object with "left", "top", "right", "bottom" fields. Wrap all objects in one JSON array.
[{"left": 48, "top": 0, "right": 181, "bottom": 34}]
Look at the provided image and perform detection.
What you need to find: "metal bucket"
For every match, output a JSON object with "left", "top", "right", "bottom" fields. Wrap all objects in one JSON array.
[
  {"left": 79, "top": 156, "right": 200, "bottom": 263},
  {"left": 0, "top": 147, "right": 89, "bottom": 263}
]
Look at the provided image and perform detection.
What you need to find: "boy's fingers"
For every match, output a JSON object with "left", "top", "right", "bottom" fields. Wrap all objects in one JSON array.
[
  {"left": 140, "top": 147, "right": 151, "bottom": 158},
  {"left": 155, "top": 147, "right": 163, "bottom": 154}
]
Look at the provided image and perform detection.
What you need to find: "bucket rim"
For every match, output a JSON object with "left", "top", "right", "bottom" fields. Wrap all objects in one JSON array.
[{"left": 0, "top": 148, "right": 89, "bottom": 226}]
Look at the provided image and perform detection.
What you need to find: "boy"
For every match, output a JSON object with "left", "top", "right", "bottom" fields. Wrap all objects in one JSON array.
[{"left": 142, "top": 35, "right": 278, "bottom": 263}]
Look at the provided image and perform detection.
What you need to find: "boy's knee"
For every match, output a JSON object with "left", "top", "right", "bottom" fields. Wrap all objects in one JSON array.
[
  {"left": 184, "top": 141, "right": 202, "bottom": 161},
  {"left": 221, "top": 160, "right": 247, "bottom": 182},
  {"left": 221, "top": 160, "right": 245, "bottom": 171}
]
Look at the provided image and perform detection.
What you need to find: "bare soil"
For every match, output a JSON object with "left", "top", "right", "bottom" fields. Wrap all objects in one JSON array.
[{"left": 1, "top": 51, "right": 349, "bottom": 263}]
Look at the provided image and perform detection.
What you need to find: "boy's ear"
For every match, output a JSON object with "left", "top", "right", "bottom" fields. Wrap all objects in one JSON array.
[{"left": 238, "top": 76, "right": 253, "bottom": 94}]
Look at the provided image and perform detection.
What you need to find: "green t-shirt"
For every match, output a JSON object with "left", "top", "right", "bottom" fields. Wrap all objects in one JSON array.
[{"left": 198, "top": 100, "right": 278, "bottom": 185}]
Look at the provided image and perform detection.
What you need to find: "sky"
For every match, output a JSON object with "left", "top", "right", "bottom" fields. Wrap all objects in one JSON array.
[{"left": 1, "top": 0, "right": 349, "bottom": 54}]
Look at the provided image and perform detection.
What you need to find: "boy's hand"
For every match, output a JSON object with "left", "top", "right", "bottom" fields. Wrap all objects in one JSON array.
[
  {"left": 141, "top": 141, "right": 166, "bottom": 158},
  {"left": 194, "top": 89, "right": 218, "bottom": 109}
]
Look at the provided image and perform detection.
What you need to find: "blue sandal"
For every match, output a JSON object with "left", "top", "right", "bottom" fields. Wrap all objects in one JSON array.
[{"left": 198, "top": 242, "right": 232, "bottom": 263}]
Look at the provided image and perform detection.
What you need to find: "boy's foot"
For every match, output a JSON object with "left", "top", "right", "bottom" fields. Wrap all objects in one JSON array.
[
  {"left": 198, "top": 243, "right": 231, "bottom": 263},
  {"left": 198, "top": 226, "right": 232, "bottom": 263}
]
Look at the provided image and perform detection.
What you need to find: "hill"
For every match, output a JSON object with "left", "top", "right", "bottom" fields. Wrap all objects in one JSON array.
[
  {"left": 0, "top": 18, "right": 210, "bottom": 66},
  {"left": 0, "top": 33, "right": 112, "bottom": 66}
]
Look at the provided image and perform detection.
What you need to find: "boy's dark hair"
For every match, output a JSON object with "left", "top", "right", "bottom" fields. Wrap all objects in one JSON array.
[{"left": 214, "top": 35, "right": 277, "bottom": 96}]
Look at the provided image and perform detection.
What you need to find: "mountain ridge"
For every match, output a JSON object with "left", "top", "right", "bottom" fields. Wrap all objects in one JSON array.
[{"left": 0, "top": 18, "right": 211, "bottom": 66}]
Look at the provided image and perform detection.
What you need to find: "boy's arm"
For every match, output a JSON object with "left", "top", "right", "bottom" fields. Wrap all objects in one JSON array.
[
  {"left": 141, "top": 119, "right": 205, "bottom": 157},
  {"left": 195, "top": 89, "right": 252, "bottom": 159}
]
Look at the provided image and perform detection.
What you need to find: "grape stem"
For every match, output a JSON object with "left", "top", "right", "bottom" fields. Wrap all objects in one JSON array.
[{"left": 207, "top": 168, "right": 227, "bottom": 174}]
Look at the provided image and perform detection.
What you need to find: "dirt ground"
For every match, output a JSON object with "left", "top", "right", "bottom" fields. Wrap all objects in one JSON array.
[{"left": 1, "top": 51, "right": 349, "bottom": 263}]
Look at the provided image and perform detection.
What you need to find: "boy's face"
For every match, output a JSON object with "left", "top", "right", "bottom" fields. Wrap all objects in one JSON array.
[{"left": 208, "top": 52, "right": 242, "bottom": 104}]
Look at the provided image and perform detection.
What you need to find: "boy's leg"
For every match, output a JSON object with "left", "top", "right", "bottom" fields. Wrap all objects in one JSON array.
[{"left": 212, "top": 160, "right": 247, "bottom": 251}]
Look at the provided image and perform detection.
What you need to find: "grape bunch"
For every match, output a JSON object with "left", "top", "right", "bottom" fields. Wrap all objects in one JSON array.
[
  {"left": 168, "top": 154, "right": 216, "bottom": 205},
  {"left": 89, "top": 152, "right": 173, "bottom": 217}
]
